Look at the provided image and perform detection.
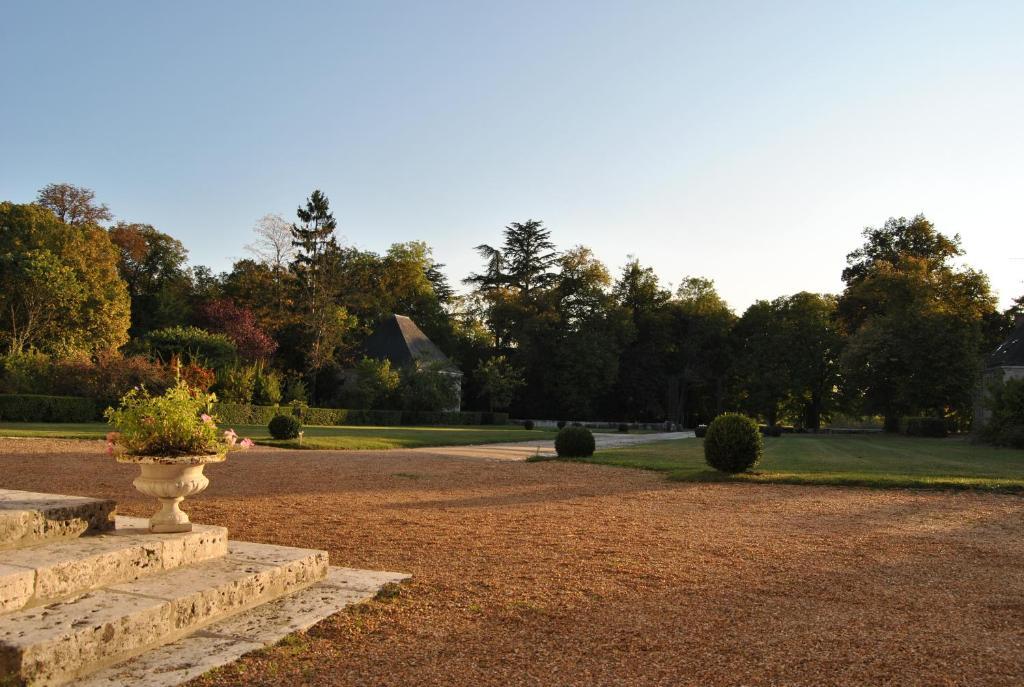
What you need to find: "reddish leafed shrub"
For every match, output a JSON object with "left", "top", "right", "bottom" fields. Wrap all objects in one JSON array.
[{"left": 195, "top": 298, "right": 277, "bottom": 361}]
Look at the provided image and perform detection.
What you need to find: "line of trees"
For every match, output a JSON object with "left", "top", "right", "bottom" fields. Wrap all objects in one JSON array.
[{"left": 1, "top": 183, "right": 1019, "bottom": 427}]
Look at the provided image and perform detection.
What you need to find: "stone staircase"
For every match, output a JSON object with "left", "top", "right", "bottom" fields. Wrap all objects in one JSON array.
[{"left": 0, "top": 489, "right": 408, "bottom": 687}]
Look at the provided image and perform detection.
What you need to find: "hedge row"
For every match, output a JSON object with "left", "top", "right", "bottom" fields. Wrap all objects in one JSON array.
[
  {"left": 0, "top": 394, "right": 97, "bottom": 422},
  {"left": 213, "top": 403, "right": 508, "bottom": 427},
  {"left": 0, "top": 395, "right": 509, "bottom": 427}
]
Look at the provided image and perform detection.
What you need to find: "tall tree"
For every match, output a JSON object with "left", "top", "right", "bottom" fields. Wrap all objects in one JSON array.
[
  {"left": 108, "top": 222, "right": 192, "bottom": 336},
  {"left": 465, "top": 219, "right": 561, "bottom": 353},
  {"left": 545, "top": 247, "right": 632, "bottom": 418},
  {"left": 611, "top": 259, "right": 672, "bottom": 420},
  {"left": 838, "top": 215, "right": 997, "bottom": 430},
  {"left": 290, "top": 190, "right": 344, "bottom": 398},
  {"left": 732, "top": 292, "right": 842, "bottom": 429},
  {"left": 247, "top": 213, "right": 297, "bottom": 269},
  {"left": 35, "top": 183, "right": 113, "bottom": 226},
  {"left": 466, "top": 220, "right": 559, "bottom": 296},
  {"left": 0, "top": 202, "right": 129, "bottom": 354},
  {"left": 777, "top": 292, "right": 843, "bottom": 429},
  {"left": 666, "top": 277, "right": 736, "bottom": 426},
  {"left": 731, "top": 300, "right": 791, "bottom": 426}
]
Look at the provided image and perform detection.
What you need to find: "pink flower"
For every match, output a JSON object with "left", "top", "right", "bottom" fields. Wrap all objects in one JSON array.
[
  {"left": 200, "top": 413, "right": 213, "bottom": 424},
  {"left": 223, "top": 429, "right": 238, "bottom": 447},
  {"left": 106, "top": 443, "right": 114, "bottom": 456},
  {"left": 240, "top": 438, "right": 254, "bottom": 450}
]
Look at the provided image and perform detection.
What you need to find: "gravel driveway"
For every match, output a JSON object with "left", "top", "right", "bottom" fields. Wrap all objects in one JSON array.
[{"left": 2, "top": 437, "right": 1022, "bottom": 686}]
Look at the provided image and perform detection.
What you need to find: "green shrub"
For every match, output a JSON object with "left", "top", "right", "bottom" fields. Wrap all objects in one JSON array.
[
  {"left": 399, "top": 363, "right": 460, "bottom": 412},
  {"left": 282, "top": 374, "right": 308, "bottom": 404},
  {"left": 352, "top": 357, "right": 401, "bottom": 409},
  {"left": 904, "top": 417, "right": 949, "bottom": 438},
  {"left": 694, "top": 424, "right": 708, "bottom": 438},
  {"left": 523, "top": 420, "right": 535, "bottom": 430},
  {"left": 704, "top": 413, "right": 762, "bottom": 473},
  {"left": 217, "top": 365, "right": 257, "bottom": 404},
  {"left": 555, "top": 426, "right": 595, "bottom": 458},
  {"left": 556, "top": 420, "right": 567, "bottom": 429},
  {"left": 145, "top": 326, "right": 238, "bottom": 370},
  {"left": 480, "top": 412, "right": 509, "bottom": 425},
  {"left": 617, "top": 423, "right": 629, "bottom": 433},
  {"left": 268, "top": 413, "right": 302, "bottom": 440},
  {"left": 252, "top": 366, "right": 282, "bottom": 406},
  {"left": 0, "top": 351, "right": 53, "bottom": 394},
  {"left": 980, "top": 377, "right": 1024, "bottom": 447},
  {"left": 763, "top": 425, "right": 783, "bottom": 438},
  {"left": 0, "top": 394, "right": 96, "bottom": 422}
]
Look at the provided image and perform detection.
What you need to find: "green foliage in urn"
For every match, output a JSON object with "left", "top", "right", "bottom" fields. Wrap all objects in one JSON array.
[
  {"left": 105, "top": 380, "right": 252, "bottom": 457},
  {"left": 704, "top": 413, "right": 762, "bottom": 473}
]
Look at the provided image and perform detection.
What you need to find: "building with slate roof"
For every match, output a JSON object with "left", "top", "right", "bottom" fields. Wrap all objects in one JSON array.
[
  {"left": 363, "top": 314, "right": 462, "bottom": 410},
  {"left": 976, "top": 315, "right": 1024, "bottom": 426}
]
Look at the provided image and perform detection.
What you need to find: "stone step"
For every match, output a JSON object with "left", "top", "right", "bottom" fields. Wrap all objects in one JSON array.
[
  {"left": 0, "top": 541, "right": 328, "bottom": 687},
  {"left": 0, "top": 516, "right": 227, "bottom": 614},
  {"left": 0, "top": 490, "right": 115, "bottom": 551},
  {"left": 79, "top": 567, "right": 412, "bottom": 687}
]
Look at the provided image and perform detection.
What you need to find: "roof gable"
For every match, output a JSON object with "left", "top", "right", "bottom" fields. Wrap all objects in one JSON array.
[
  {"left": 364, "top": 314, "right": 459, "bottom": 372},
  {"left": 989, "top": 318, "right": 1024, "bottom": 368}
]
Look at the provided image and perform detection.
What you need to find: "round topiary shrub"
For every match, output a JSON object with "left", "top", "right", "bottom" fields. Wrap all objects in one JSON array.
[
  {"left": 617, "top": 423, "right": 630, "bottom": 433},
  {"left": 556, "top": 420, "right": 567, "bottom": 429},
  {"left": 704, "top": 413, "right": 762, "bottom": 473},
  {"left": 268, "top": 413, "right": 301, "bottom": 440},
  {"left": 523, "top": 420, "right": 535, "bottom": 430},
  {"left": 555, "top": 425, "right": 596, "bottom": 458}
]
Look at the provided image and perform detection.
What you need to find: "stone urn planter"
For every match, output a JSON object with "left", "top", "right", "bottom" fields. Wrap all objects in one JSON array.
[{"left": 117, "top": 453, "right": 226, "bottom": 533}]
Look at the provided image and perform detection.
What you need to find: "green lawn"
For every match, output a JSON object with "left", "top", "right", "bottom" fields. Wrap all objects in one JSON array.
[
  {"left": 583, "top": 434, "right": 1024, "bottom": 492},
  {"left": 0, "top": 422, "right": 556, "bottom": 450}
]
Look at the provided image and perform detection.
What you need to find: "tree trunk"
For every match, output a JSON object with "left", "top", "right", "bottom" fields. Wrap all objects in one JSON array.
[{"left": 805, "top": 394, "right": 822, "bottom": 430}]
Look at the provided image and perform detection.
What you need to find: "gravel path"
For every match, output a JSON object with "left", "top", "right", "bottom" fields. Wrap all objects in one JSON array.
[
  {"left": 412, "top": 431, "right": 691, "bottom": 461},
  {"left": 2, "top": 437, "right": 1023, "bottom": 686}
]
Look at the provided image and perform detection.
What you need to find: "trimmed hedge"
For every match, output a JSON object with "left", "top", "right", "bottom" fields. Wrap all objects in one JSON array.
[
  {"left": 0, "top": 394, "right": 96, "bottom": 422},
  {"left": 704, "top": 413, "right": 763, "bottom": 473},
  {"left": 211, "top": 402, "right": 507, "bottom": 428},
  {"left": 555, "top": 426, "right": 596, "bottom": 458},
  {"left": 268, "top": 414, "right": 302, "bottom": 440},
  {"left": 214, "top": 403, "right": 280, "bottom": 425},
  {"left": 904, "top": 417, "right": 949, "bottom": 438}
]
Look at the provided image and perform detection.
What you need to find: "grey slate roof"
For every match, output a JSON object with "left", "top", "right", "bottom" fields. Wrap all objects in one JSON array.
[
  {"left": 364, "top": 314, "right": 460, "bottom": 373},
  {"left": 988, "top": 317, "right": 1024, "bottom": 368}
]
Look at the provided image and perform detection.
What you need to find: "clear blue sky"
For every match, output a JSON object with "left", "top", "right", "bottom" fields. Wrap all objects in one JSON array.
[{"left": 2, "top": 1, "right": 1021, "bottom": 310}]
